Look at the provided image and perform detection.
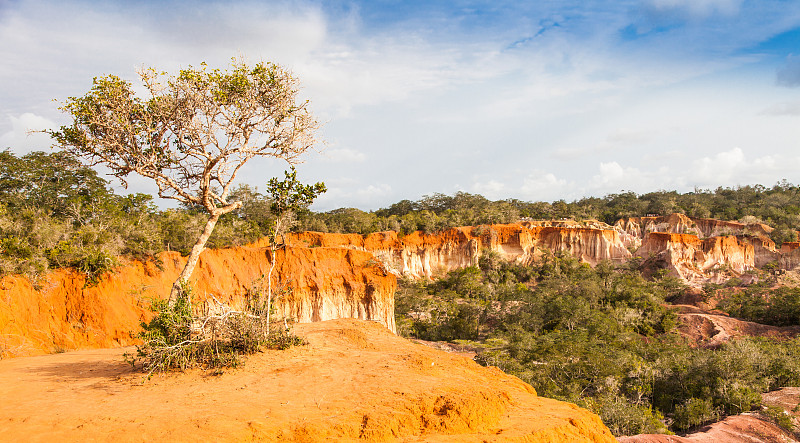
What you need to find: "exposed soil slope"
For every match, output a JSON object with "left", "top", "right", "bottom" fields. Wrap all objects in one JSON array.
[
  {"left": 618, "top": 387, "right": 800, "bottom": 442},
  {"left": 0, "top": 245, "right": 395, "bottom": 357},
  {"left": 673, "top": 305, "right": 800, "bottom": 347},
  {"left": 283, "top": 223, "right": 631, "bottom": 280},
  {"left": 0, "top": 318, "right": 615, "bottom": 442},
  {"left": 617, "top": 414, "right": 795, "bottom": 442}
]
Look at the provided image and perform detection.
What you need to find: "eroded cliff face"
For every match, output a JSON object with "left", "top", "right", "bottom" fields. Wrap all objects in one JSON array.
[
  {"left": 635, "top": 233, "right": 756, "bottom": 286},
  {"left": 616, "top": 214, "right": 773, "bottom": 240},
  {"left": 284, "top": 223, "right": 632, "bottom": 279},
  {"left": 0, "top": 245, "right": 395, "bottom": 357},
  {"left": 614, "top": 214, "right": 800, "bottom": 285},
  {"left": 278, "top": 215, "right": 795, "bottom": 288}
]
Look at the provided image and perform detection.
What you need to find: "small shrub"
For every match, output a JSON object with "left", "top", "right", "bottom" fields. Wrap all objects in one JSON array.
[
  {"left": 127, "top": 284, "right": 304, "bottom": 376},
  {"left": 761, "top": 405, "right": 797, "bottom": 436},
  {"left": 673, "top": 397, "right": 719, "bottom": 431}
]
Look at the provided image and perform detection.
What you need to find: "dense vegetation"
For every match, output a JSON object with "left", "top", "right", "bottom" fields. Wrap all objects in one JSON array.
[
  {"left": 395, "top": 253, "right": 800, "bottom": 436},
  {"left": 2, "top": 149, "right": 798, "bottom": 281},
  {"left": 712, "top": 283, "right": 800, "bottom": 327},
  {"left": 0, "top": 150, "right": 280, "bottom": 279}
]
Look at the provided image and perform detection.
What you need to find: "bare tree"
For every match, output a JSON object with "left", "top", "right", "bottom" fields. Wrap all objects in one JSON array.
[{"left": 48, "top": 58, "right": 319, "bottom": 304}]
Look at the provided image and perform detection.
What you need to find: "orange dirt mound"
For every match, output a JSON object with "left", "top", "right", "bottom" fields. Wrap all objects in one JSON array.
[{"left": 0, "top": 318, "right": 615, "bottom": 442}]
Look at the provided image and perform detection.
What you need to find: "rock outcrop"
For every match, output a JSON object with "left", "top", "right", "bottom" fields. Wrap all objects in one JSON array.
[
  {"left": 283, "top": 223, "right": 632, "bottom": 279},
  {"left": 278, "top": 216, "right": 796, "bottom": 286},
  {"left": 0, "top": 244, "right": 395, "bottom": 357},
  {"left": 613, "top": 214, "right": 800, "bottom": 285},
  {"left": 635, "top": 233, "right": 756, "bottom": 286},
  {"left": 0, "top": 318, "right": 617, "bottom": 442},
  {"left": 619, "top": 387, "right": 800, "bottom": 442},
  {"left": 616, "top": 214, "right": 773, "bottom": 245}
]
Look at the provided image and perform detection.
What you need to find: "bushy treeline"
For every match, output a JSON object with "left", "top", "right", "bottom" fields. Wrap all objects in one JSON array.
[
  {"left": 395, "top": 253, "right": 800, "bottom": 436},
  {"left": 2, "top": 149, "right": 798, "bottom": 280},
  {"left": 0, "top": 150, "right": 280, "bottom": 278},
  {"left": 296, "top": 184, "right": 800, "bottom": 245},
  {"left": 712, "top": 283, "right": 800, "bottom": 327}
]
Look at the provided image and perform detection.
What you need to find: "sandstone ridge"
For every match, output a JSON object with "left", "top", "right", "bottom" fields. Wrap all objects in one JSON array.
[
  {"left": 281, "top": 214, "right": 798, "bottom": 287},
  {"left": 0, "top": 318, "right": 616, "bottom": 442},
  {"left": 0, "top": 244, "right": 395, "bottom": 357},
  {"left": 280, "top": 222, "right": 632, "bottom": 280}
]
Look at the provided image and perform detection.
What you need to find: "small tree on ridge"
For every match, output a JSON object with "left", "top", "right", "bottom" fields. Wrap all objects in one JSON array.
[{"left": 48, "top": 58, "right": 319, "bottom": 305}]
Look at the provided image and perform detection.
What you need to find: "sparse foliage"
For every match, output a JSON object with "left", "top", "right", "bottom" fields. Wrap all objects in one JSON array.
[
  {"left": 264, "top": 167, "right": 325, "bottom": 331},
  {"left": 48, "top": 57, "right": 319, "bottom": 304}
]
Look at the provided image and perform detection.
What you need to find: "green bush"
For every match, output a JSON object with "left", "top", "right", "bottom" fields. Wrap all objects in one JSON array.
[
  {"left": 762, "top": 405, "right": 797, "bottom": 436},
  {"left": 397, "top": 252, "right": 800, "bottom": 436},
  {"left": 128, "top": 285, "right": 305, "bottom": 376},
  {"left": 673, "top": 397, "right": 719, "bottom": 431}
]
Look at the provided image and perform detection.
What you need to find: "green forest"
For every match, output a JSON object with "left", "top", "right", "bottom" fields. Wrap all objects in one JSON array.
[
  {"left": 394, "top": 254, "right": 800, "bottom": 435},
  {"left": 3, "top": 149, "right": 800, "bottom": 436},
  {"left": 4, "top": 149, "right": 798, "bottom": 281}
]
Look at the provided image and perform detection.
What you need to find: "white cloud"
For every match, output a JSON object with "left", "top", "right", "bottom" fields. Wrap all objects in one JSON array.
[
  {"left": 690, "top": 147, "right": 746, "bottom": 184},
  {"left": 521, "top": 172, "right": 567, "bottom": 193},
  {"left": 777, "top": 55, "right": 800, "bottom": 88},
  {"left": 592, "top": 162, "right": 644, "bottom": 187},
  {"left": 759, "top": 101, "right": 800, "bottom": 116},
  {"left": 1, "top": 1, "right": 799, "bottom": 211},
  {"left": 605, "top": 128, "right": 655, "bottom": 145},
  {"left": 471, "top": 180, "right": 506, "bottom": 198},
  {"left": 0, "top": 113, "right": 57, "bottom": 153},
  {"left": 519, "top": 172, "right": 572, "bottom": 201}
]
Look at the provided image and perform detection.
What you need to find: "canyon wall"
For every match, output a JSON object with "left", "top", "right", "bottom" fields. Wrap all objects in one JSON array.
[
  {"left": 278, "top": 214, "right": 795, "bottom": 287},
  {"left": 635, "top": 233, "right": 756, "bottom": 286},
  {"left": 614, "top": 214, "right": 800, "bottom": 284},
  {"left": 0, "top": 244, "right": 395, "bottom": 357},
  {"left": 282, "top": 223, "right": 632, "bottom": 279},
  {"left": 2, "top": 214, "right": 796, "bottom": 356}
]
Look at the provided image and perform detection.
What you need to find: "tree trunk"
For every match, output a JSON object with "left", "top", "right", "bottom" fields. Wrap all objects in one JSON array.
[
  {"left": 265, "top": 216, "right": 285, "bottom": 334},
  {"left": 266, "top": 245, "right": 276, "bottom": 334},
  {"left": 168, "top": 212, "right": 221, "bottom": 305}
]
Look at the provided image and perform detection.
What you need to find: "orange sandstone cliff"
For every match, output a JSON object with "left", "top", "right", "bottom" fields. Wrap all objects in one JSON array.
[
  {"left": 0, "top": 244, "right": 395, "bottom": 357},
  {"left": 635, "top": 232, "right": 756, "bottom": 286},
  {"left": 283, "top": 223, "right": 632, "bottom": 279}
]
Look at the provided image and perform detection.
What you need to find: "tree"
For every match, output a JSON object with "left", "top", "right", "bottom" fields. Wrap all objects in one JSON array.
[
  {"left": 0, "top": 150, "right": 112, "bottom": 219},
  {"left": 264, "top": 167, "right": 325, "bottom": 331},
  {"left": 48, "top": 58, "right": 319, "bottom": 304}
]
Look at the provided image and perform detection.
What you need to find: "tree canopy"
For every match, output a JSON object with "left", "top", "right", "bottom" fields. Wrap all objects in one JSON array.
[{"left": 48, "top": 58, "right": 320, "bottom": 303}]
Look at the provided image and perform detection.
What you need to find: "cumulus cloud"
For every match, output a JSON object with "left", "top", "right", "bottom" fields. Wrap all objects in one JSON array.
[
  {"left": 592, "top": 161, "right": 650, "bottom": 188},
  {"left": 777, "top": 55, "right": 800, "bottom": 88},
  {"left": 519, "top": 172, "right": 572, "bottom": 201},
  {"left": 690, "top": 147, "right": 746, "bottom": 184},
  {"left": 356, "top": 183, "right": 391, "bottom": 198},
  {"left": 1, "top": 0, "right": 799, "bottom": 210},
  {"left": 0, "top": 113, "right": 56, "bottom": 153},
  {"left": 521, "top": 172, "right": 567, "bottom": 193}
]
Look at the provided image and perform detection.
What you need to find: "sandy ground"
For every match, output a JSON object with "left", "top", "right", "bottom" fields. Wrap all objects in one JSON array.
[
  {"left": 673, "top": 304, "right": 800, "bottom": 347},
  {"left": 0, "top": 318, "right": 614, "bottom": 442}
]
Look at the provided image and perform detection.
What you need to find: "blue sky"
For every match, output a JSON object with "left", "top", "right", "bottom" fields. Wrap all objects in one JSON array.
[{"left": 1, "top": 0, "right": 799, "bottom": 210}]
